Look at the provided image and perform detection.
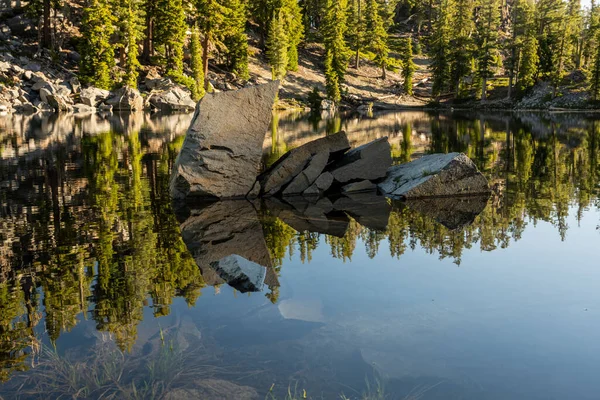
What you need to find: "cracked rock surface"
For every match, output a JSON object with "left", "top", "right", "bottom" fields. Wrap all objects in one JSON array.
[{"left": 170, "top": 81, "right": 279, "bottom": 200}]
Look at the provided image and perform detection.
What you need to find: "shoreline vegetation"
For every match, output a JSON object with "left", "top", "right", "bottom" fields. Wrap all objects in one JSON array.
[{"left": 2, "top": 1, "right": 600, "bottom": 115}]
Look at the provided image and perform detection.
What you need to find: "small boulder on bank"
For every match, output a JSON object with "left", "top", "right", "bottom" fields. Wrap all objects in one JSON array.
[
  {"left": 80, "top": 87, "right": 111, "bottom": 107},
  {"left": 105, "top": 86, "right": 144, "bottom": 111},
  {"left": 170, "top": 81, "right": 280, "bottom": 200},
  {"left": 378, "top": 152, "right": 490, "bottom": 199}
]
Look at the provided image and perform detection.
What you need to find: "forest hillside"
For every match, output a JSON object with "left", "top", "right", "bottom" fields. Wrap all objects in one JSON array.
[{"left": 1, "top": 0, "right": 600, "bottom": 112}]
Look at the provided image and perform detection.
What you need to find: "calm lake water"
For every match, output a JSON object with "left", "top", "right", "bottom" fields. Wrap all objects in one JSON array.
[{"left": 0, "top": 110, "right": 599, "bottom": 399}]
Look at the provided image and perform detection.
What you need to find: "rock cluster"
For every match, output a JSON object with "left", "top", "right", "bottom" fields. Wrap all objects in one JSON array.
[
  {"left": 0, "top": 54, "right": 197, "bottom": 114},
  {"left": 256, "top": 132, "right": 392, "bottom": 199}
]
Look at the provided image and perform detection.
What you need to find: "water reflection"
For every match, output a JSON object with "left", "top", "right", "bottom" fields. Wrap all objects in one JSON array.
[{"left": 0, "top": 110, "right": 599, "bottom": 399}]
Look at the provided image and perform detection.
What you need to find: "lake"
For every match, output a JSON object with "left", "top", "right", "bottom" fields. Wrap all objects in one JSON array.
[{"left": 0, "top": 110, "right": 599, "bottom": 399}]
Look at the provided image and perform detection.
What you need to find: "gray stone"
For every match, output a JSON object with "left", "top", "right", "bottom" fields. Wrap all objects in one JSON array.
[
  {"left": 329, "top": 137, "right": 392, "bottom": 183},
  {"left": 378, "top": 152, "right": 490, "bottom": 199},
  {"left": 342, "top": 180, "right": 376, "bottom": 193},
  {"left": 46, "top": 93, "right": 72, "bottom": 112},
  {"left": 105, "top": 86, "right": 144, "bottom": 111},
  {"left": 211, "top": 255, "right": 267, "bottom": 293},
  {"left": 148, "top": 86, "right": 196, "bottom": 111},
  {"left": 98, "top": 103, "right": 113, "bottom": 111},
  {"left": 303, "top": 172, "right": 334, "bottom": 197},
  {"left": 282, "top": 151, "right": 329, "bottom": 196},
  {"left": 73, "top": 103, "right": 96, "bottom": 113},
  {"left": 170, "top": 81, "right": 280, "bottom": 200},
  {"left": 80, "top": 87, "right": 111, "bottom": 107},
  {"left": 32, "top": 80, "right": 52, "bottom": 91},
  {"left": 259, "top": 131, "right": 350, "bottom": 196},
  {"left": 69, "top": 77, "right": 81, "bottom": 93},
  {"left": 38, "top": 87, "right": 51, "bottom": 103}
]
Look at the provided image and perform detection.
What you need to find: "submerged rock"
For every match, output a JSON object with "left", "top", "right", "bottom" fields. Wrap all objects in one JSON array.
[
  {"left": 379, "top": 152, "right": 490, "bottom": 199},
  {"left": 170, "top": 81, "right": 280, "bottom": 200},
  {"left": 211, "top": 254, "right": 267, "bottom": 293}
]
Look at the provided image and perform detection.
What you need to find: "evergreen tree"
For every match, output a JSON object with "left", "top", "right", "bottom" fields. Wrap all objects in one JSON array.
[
  {"left": 402, "top": 37, "right": 416, "bottom": 95},
  {"left": 322, "top": 0, "right": 350, "bottom": 102},
  {"left": 364, "top": 0, "right": 391, "bottom": 79},
  {"left": 282, "top": 0, "right": 305, "bottom": 71},
  {"left": 155, "top": 0, "right": 186, "bottom": 74},
  {"left": 223, "top": 0, "right": 250, "bottom": 80},
  {"left": 449, "top": 0, "right": 475, "bottom": 96},
  {"left": 190, "top": 24, "right": 206, "bottom": 100},
  {"left": 475, "top": 0, "right": 500, "bottom": 100},
  {"left": 536, "top": 0, "right": 566, "bottom": 80},
  {"left": 122, "top": 0, "right": 144, "bottom": 88},
  {"left": 591, "top": 31, "right": 600, "bottom": 100},
  {"left": 347, "top": 0, "right": 365, "bottom": 69},
  {"left": 79, "top": 0, "right": 115, "bottom": 90},
  {"left": 518, "top": 33, "right": 539, "bottom": 92},
  {"left": 429, "top": 0, "right": 451, "bottom": 98},
  {"left": 267, "top": 10, "right": 290, "bottom": 79}
]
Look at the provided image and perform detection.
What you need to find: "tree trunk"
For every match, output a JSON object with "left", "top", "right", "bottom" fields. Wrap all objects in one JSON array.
[
  {"left": 142, "top": 17, "right": 154, "bottom": 62},
  {"left": 355, "top": 0, "right": 361, "bottom": 69},
  {"left": 481, "top": 77, "right": 487, "bottom": 101},
  {"left": 202, "top": 33, "right": 210, "bottom": 89},
  {"left": 382, "top": 65, "right": 386, "bottom": 80},
  {"left": 508, "top": 75, "right": 513, "bottom": 99},
  {"left": 42, "top": 0, "right": 51, "bottom": 48}
]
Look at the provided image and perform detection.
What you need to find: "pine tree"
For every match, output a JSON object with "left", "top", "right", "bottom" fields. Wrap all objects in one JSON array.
[
  {"left": 591, "top": 31, "right": 600, "bottom": 100},
  {"left": 536, "top": 0, "right": 566, "bottom": 80},
  {"left": 347, "top": 0, "right": 365, "bottom": 69},
  {"left": 154, "top": 0, "right": 186, "bottom": 74},
  {"left": 282, "top": 0, "right": 305, "bottom": 71},
  {"left": 402, "top": 37, "right": 416, "bottom": 95},
  {"left": 223, "top": 0, "right": 250, "bottom": 80},
  {"left": 121, "top": 0, "right": 144, "bottom": 88},
  {"left": 322, "top": 0, "right": 350, "bottom": 102},
  {"left": 364, "top": 0, "right": 390, "bottom": 79},
  {"left": 448, "top": 0, "right": 475, "bottom": 96},
  {"left": 475, "top": 0, "right": 500, "bottom": 100},
  {"left": 190, "top": 24, "right": 205, "bottom": 100},
  {"left": 518, "top": 33, "right": 539, "bottom": 92},
  {"left": 79, "top": 0, "right": 115, "bottom": 90},
  {"left": 429, "top": 0, "right": 451, "bottom": 98},
  {"left": 267, "top": 10, "right": 290, "bottom": 80}
]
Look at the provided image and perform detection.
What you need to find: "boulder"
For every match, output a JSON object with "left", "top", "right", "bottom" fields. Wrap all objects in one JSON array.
[
  {"left": 258, "top": 131, "right": 350, "bottom": 196},
  {"left": 329, "top": 137, "right": 392, "bottom": 183},
  {"left": 211, "top": 255, "right": 267, "bottom": 293},
  {"left": 148, "top": 86, "right": 196, "bottom": 112},
  {"left": 304, "top": 172, "right": 334, "bottom": 196},
  {"left": 105, "top": 86, "right": 143, "bottom": 111},
  {"left": 170, "top": 81, "right": 280, "bottom": 200},
  {"left": 73, "top": 103, "right": 96, "bottom": 113},
  {"left": 69, "top": 77, "right": 81, "bottom": 93},
  {"left": 333, "top": 193, "right": 391, "bottom": 231},
  {"left": 378, "top": 152, "right": 490, "bottom": 199},
  {"left": 6, "top": 15, "right": 34, "bottom": 37},
  {"left": 80, "top": 87, "right": 111, "bottom": 107},
  {"left": 342, "top": 180, "right": 377, "bottom": 193},
  {"left": 282, "top": 151, "right": 329, "bottom": 196},
  {"left": 45, "top": 93, "right": 72, "bottom": 112}
]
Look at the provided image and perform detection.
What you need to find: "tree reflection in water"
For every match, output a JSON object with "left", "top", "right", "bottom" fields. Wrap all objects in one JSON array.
[{"left": 0, "top": 111, "right": 598, "bottom": 394}]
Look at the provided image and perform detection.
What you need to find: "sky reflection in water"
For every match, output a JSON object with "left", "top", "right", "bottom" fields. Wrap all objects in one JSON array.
[{"left": 0, "top": 110, "right": 599, "bottom": 399}]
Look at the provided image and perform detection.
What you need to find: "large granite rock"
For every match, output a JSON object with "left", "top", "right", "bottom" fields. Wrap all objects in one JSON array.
[
  {"left": 329, "top": 137, "right": 392, "bottom": 183},
  {"left": 105, "top": 86, "right": 143, "bottom": 111},
  {"left": 258, "top": 131, "right": 350, "bottom": 196},
  {"left": 170, "top": 81, "right": 280, "bottom": 200},
  {"left": 379, "top": 152, "right": 490, "bottom": 199}
]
